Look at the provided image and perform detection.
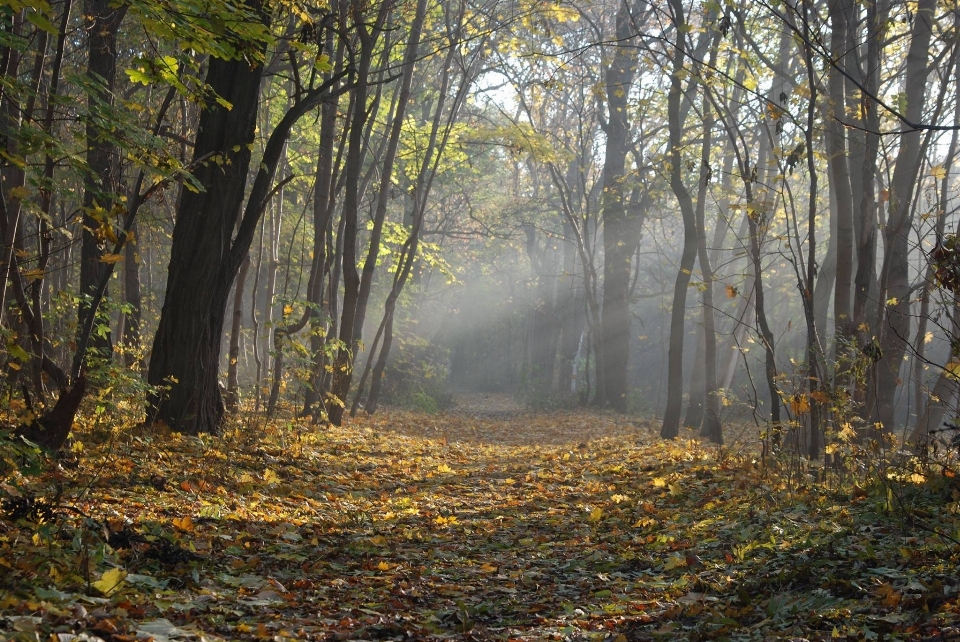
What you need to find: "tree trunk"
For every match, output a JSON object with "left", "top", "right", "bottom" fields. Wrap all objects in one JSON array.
[
  {"left": 78, "top": 0, "right": 128, "bottom": 361},
  {"left": 226, "top": 253, "right": 250, "bottom": 411},
  {"left": 661, "top": 0, "right": 718, "bottom": 438},
  {"left": 328, "top": 6, "right": 381, "bottom": 426},
  {"left": 826, "top": 0, "right": 855, "bottom": 350},
  {"left": 121, "top": 220, "right": 142, "bottom": 367},
  {"left": 597, "top": 0, "right": 641, "bottom": 412},
  {"left": 147, "top": 21, "right": 267, "bottom": 433},
  {"left": 558, "top": 216, "right": 586, "bottom": 398},
  {"left": 351, "top": 0, "right": 426, "bottom": 349},
  {"left": 875, "top": 0, "right": 935, "bottom": 431},
  {"left": 852, "top": 0, "right": 889, "bottom": 412}
]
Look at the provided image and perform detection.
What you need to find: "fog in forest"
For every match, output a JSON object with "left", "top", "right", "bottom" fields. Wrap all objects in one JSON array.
[{"left": 0, "top": 0, "right": 958, "bottom": 457}]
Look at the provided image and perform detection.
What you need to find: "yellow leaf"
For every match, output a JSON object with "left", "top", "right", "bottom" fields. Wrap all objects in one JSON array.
[
  {"left": 8, "top": 185, "right": 29, "bottom": 200},
  {"left": 99, "top": 253, "right": 124, "bottom": 264},
  {"left": 669, "top": 483, "right": 683, "bottom": 496},
  {"left": 652, "top": 477, "right": 666, "bottom": 487},
  {"left": 838, "top": 422, "right": 857, "bottom": 441},
  {"left": 436, "top": 463, "right": 453, "bottom": 473},
  {"left": 931, "top": 164, "right": 947, "bottom": 180},
  {"left": 946, "top": 362, "right": 960, "bottom": 380},
  {"left": 22, "top": 268, "right": 44, "bottom": 282},
  {"left": 92, "top": 567, "right": 126, "bottom": 595},
  {"left": 263, "top": 469, "right": 280, "bottom": 484},
  {"left": 377, "top": 560, "right": 391, "bottom": 571},
  {"left": 924, "top": 331, "right": 934, "bottom": 344},
  {"left": 369, "top": 535, "right": 388, "bottom": 546},
  {"left": 282, "top": 304, "right": 293, "bottom": 317},
  {"left": 587, "top": 507, "right": 603, "bottom": 523},
  {"left": 479, "top": 563, "right": 498, "bottom": 572},
  {"left": 885, "top": 297, "right": 898, "bottom": 307},
  {"left": 663, "top": 554, "right": 686, "bottom": 570},
  {"left": 172, "top": 516, "right": 194, "bottom": 532}
]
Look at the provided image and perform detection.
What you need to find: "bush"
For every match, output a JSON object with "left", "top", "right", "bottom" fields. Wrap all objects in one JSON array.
[{"left": 379, "top": 333, "right": 453, "bottom": 412}]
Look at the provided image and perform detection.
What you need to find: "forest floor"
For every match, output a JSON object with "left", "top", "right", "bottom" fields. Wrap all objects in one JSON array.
[{"left": 2, "top": 395, "right": 960, "bottom": 641}]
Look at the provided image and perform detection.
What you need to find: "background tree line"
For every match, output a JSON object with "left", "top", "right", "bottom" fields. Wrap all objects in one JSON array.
[{"left": 2, "top": 0, "right": 960, "bottom": 458}]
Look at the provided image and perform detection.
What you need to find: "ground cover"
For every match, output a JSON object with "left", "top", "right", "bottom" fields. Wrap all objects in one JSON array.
[{"left": 1, "top": 399, "right": 959, "bottom": 641}]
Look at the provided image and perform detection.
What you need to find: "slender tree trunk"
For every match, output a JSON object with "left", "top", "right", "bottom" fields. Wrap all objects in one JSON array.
[
  {"left": 351, "top": 0, "right": 426, "bottom": 347},
  {"left": 78, "top": 0, "right": 128, "bottom": 361},
  {"left": 328, "top": 5, "right": 382, "bottom": 425},
  {"left": 696, "top": 100, "right": 721, "bottom": 444},
  {"left": 875, "top": 0, "right": 935, "bottom": 431},
  {"left": 853, "top": 0, "right": 889, "bottom": 411},
  {"left": 558, "top": 216, "right": 585, "bottom": 398},
  {"left": 661, "top": 1, "right": 719, "bottom": 438},
  {"left": 597, "top": 0, "right": 641, "bottom": 412},
  {"left": 226, "top": 253, "right": 250, "bottom": 411},
  {"left": 122, "top": 220, "right": 142, "bottom": 367},
  {"left": 800, "top": 3, "right": 825, "bottom": 459},
  {"left": 911, "top": 55, "right": 960, "bottom": 443},
  {"left": 826, "top": 0, "right": 855, "bottom": 353},
  {"left": 303, "top": 81, "right": 340, "bottom": 419}
]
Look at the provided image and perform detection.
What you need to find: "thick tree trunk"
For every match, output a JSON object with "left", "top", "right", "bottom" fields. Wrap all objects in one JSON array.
[{"left": 147, "top": 35, "right": 266, "bottom": 434}]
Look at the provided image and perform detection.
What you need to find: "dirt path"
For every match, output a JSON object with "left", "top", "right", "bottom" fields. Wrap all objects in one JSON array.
[{"left": 381, "top": 392, "right": 659, "bottom": 446}]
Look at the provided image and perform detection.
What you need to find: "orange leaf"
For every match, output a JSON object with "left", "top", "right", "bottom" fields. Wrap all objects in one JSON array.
[
  {"left": 172, "top": 516, "right": 194, "bottom": 532},
  {"left": 790, "top": 393, "right": 810, "bottom": 415}
]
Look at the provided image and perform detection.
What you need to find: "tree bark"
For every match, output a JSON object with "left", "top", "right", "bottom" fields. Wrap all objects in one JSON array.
[
  {"left": 597, "top": 0, "right": 641, "bottom": 412},
  {"left": 826, "top": 0, "right": 855, "bottom": 345},
  {"left": 661, "top": 0, "right": 718, "bottom": 438},
  {"left": 327, "top": 4, "right": 381, "bottom": 426},
  {"left": 147, "top": 14, "right": 268, "bottom": 433},
  {"left": 121, "top": 220, "right": 142, "bottom": 367},
  {"left": 875, "top": 0, "right": 935, "bottom": 431},
  {"left": 78, "top": 0, "right": 128, "bottom": 361},
  {"left": 226, "top": 253, "right": 251, "bottom": 411}
]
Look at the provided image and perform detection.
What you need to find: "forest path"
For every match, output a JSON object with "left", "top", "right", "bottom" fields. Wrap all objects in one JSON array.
[
  {"left": 384, "top": 392, "right": 659, "bottom": 446},
  {"left": 3, "top": 408, "right": 957, "bottom": 641}
]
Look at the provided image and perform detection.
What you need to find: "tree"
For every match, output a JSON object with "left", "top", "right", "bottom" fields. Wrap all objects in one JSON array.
[{"left": 147, "top": 3, "right": 348, "bottom": 433}]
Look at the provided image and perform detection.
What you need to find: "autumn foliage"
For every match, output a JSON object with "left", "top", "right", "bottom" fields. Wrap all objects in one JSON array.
[{"left": 2, "top": 402, "right": 959, "bottom": 640}]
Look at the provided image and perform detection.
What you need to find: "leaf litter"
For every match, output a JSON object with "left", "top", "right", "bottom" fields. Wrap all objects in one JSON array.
[{"left": 1, "top": 401, "right": 959, "bottom": 641}]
